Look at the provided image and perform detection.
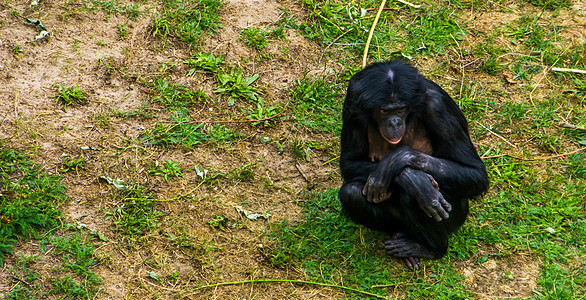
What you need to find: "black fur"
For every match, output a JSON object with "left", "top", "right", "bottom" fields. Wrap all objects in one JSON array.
[{"left": 338, "top": 61, "right": 489, "bottom": 269}]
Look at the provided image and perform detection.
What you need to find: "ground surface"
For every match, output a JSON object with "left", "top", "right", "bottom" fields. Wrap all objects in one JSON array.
[{"left": 0, "top": 0, "right": 585, "bottom": 299}]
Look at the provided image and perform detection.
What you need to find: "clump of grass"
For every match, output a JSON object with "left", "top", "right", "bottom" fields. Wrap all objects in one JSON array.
[
  {"left": 141, "top": 120, "right": 245, "bottom": 149},
  {"left": 86, "top": 0, "right": 142, "bottom": 19},
  {"left": 243, "top": 99, "right": 281, "bottom": 127},
  {"left": 0, "top": 149, "right": 68, "bottom": 265},
  {"left": 290, "top": 77, "right": 343, "bottom": 134},
  {"left": 106, "top": 185, "right": 164, "bottom": 236},
  {"left": 44, "top": 232, "right": 102, "bottom": 298},
  {"left": 149, "top": 160, "right": 184, "bottom": 181},
  {"left": 60, "top": 155, "right": 87, "bottom": 173},
  {"left": 184, "top": 52, "right": 225, "bottom": 74},
  {"left": 528, "top": 0, "right": 573, "bottom": 9},
  {"left": 152, "top": 0, "right": 223, "bottom": 45},
  {"left": 216, "top": 69, "right": 261, "bottom": 105},
  {"left": 117, "top": 24, "right": 128, "bottom": 40},
  {"left": 54, "top": 83, "right": 87, "bottom": 112},
  {"left": 240, "top": 27, "right": 268, "bottom": 50},
  {"left": 152, "top": 79, "right": 207, "bottom": 111}
]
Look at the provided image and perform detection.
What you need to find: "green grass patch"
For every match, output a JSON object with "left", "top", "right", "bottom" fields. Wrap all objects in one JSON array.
[
  {"left": 268, "top": 189, "right": 476, "bottom": 298},
  {"left": 84, "top": 0, "right": 142, "bottom": 18},
  {"left": 297, "top": 1, "right": 467, "bottom": 58},
  {"left": 152, "top": 79, "right": 207, "bottom": 111},
  {"left": 141, "top": 119, "right": 245, "bottom": 149},
  {"left": 241, "top": 27, "right": 269, "bottom": 50},
  {"left": 54, "top": 83, "right": 87, "bottom": 112},
  {"left": 152, "top": 0, "right": 223, "bottom": 45},
  {"left": 106, "top": 185, "right": 165, "bottom": 236},
  {"left": 0, "top": 149, "right": 67, "bottom": 265},
  {"left": 527, "top": 0, "right": 573, "bottom": 9},
  {"left": 290, "top": 77, "right": 343, "bottom": 134},
  {"left": 0, "top": 148, "right": 102, "bottom": 298},
  {"left": 44, "top": 231, "right": 102, "bottom": 298},
  {"left": 185, "top": 52, "right": 225, "bottom": 74}
]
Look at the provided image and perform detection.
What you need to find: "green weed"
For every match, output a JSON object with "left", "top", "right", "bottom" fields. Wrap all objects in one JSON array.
[
  {"left": 184, "top": 52, "right": 225, "bottom": 75},
  {"left": 208, "top": 215, "right": 229, "bottom": 230},
  {"left": 11, "top": 44, "right": 23, "bottom": 54},
  {"left": 60, "top": 156, "right": 87, "bottom": 173},
  {"left": 291, "top": 140, "right": 312, "bottom": 162},
  {"left": 243, "top": 99, "right": 280, "bottom": 126},
  {"left": 117, "top": 24, "right": 128, "bottom": 40},
  {"left": 216, "top": 69, "right": 261, "bottom": 105},
  {"left": 149, "top": 160, "right": 184, "bottom": 181},
  {"left": 54, "top": 83, "right": 87, "bottom": 112},
  {"left": 241, "top": 27, "right": 268, "bottom": 50}
]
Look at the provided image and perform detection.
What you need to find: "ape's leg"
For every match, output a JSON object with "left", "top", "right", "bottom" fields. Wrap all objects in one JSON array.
[
  {"left": 338, "top": 181, "right": 402, "bottom": 233},
  {"left": 384, "top": 168, "right": 469, "bottom": 269}
]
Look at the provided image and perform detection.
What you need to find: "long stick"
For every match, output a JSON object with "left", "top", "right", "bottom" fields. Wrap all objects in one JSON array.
[
  {"left": 362, "top": 0, "right": 387, "bottom": 68},
  {"left": 551, "top": 67, "right": 586, "bottom": 74},
  {"left": 185, "top": 279, "right": 390, "bottom": 299}
]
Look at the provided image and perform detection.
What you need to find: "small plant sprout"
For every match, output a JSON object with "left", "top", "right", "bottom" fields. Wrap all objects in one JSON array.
[{"left": 54, "top": 83, "right": 87, "bottom": 112}]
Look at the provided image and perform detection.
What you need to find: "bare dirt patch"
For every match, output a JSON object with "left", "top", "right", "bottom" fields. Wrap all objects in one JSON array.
[{"left": 459, "top": 254, "right": 541, "bottom": 299}]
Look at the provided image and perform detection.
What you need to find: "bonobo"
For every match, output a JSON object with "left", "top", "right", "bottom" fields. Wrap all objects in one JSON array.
[{"left": 338, "top": 61, "right": 488, "bottom": 270}]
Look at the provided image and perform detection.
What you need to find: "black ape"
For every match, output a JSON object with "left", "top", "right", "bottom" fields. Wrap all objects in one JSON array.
[{"left": 338, "top": 61, "right": 488, "bottom": 270}]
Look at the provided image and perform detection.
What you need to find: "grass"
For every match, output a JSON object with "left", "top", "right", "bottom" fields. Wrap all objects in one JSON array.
[
  {"left": 150, "top": 160, "right": 184, "bottom": 181},
  {"left": 141, "top": 121, "right": 245, "bottom": 149},
  {"left": 0, "top": 147, "right": 102, "bottom": 298},
  {"left": 54, "top": 83, "right": 87, "bottom": 112},
  {"left": 0, "top": 149, "right": 66, "bottom": 265},
  {"left": 216, "top": 69, "right": 261, "bottom": 105},
  {"left": 290, "top": 76, "right": 345, "bottom": 134},
  {"left": 106, "top": 185, "right": 165, "bottom": 236},
  {"left": 152, "top": 0, "right": 223, "bottom": 45},
  {"left": 268, "top": 190, "right": 476, "bottom": 298}
]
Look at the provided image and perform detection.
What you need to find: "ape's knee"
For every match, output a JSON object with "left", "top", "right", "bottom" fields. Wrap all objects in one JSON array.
[{"left": 339, "top": 182, "right": 363, "bottom": 205}]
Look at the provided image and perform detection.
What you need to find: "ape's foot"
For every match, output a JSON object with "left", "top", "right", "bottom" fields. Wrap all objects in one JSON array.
[{"left": 385, "top": 232, "right": 435, "bottom": 270}]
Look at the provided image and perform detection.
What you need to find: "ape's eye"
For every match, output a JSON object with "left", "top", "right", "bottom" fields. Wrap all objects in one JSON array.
[
  {"left": 380, "top": 108, "right": 391, "bottom": 114},
  {"left": 396, "top": 106, "right": 407, "bottom": 113}
]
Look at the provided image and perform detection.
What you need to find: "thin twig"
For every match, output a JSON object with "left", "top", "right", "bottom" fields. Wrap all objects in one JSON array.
[
  {"left": 320, "top": 28, "right": 353, "bottom": 63},
  {"left": 551, "top": 67, "right": 586, "bottom": 75},
  {"left": 157, "top": 180, "right": 206, "bottom": 202},
  {"left": 482, "top": 147, "right": 586, "bottom": 161},
  {"left": 183, "top": 279, "right": 389, "bottom": 299},
  {"left": 396, "top": 0, "right": 421, "bottom": 8},
  {"left": 476, "top": 122, "right": 517, "bottom": 149},
  {"left": 322, "top": 155, "right": 340, "bottom": 165},
  {"left": 295, "top": 162, "right": 310, "bottom": 182},
  {"left": 560, "top": 122, "right": 586, "bottom": 131}
]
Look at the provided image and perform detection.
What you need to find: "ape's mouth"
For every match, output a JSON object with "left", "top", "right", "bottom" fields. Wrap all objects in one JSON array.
[{"left": 385, "top": 137, "right": 402, "bottom": 145}]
